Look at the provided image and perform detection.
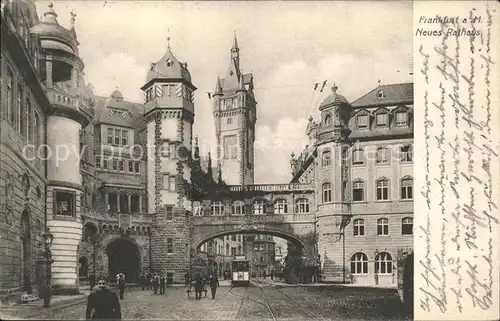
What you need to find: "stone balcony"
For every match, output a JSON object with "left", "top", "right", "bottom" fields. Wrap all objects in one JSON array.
[
  {"left": 47, "top": 88, "right": 95, "bottom": 124},
  {"left": 81, "top": 207, "right": 152, "bottom": 225}
]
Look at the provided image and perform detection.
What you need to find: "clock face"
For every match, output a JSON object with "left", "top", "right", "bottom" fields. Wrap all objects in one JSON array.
[{"left": 225, "top": 100, "right": 232, "bottom": 109}]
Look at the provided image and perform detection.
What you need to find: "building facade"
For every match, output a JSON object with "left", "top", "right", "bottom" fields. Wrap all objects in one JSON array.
[
  {"left": 290, "top": 83, "right": 414, "bottom": 284},
  {"left": 1, "top": 1, "right": 413, "bottom": 304}
]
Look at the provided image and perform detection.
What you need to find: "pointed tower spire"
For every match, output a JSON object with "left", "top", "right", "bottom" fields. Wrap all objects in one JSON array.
[
  {"left": 237, "top": 74, "right": 245, "bottom": 92},
  {"left": 207, "top": 151, "right": 213, "bottom": 180},
  {"left": 232, "top": 31, "right": 239, "bottom": 50},
  {"left": 213, "top": 77, "right": 223, "bottom": 96}
]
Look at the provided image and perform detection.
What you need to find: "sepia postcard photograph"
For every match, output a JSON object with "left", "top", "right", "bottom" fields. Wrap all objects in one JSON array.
[{"left": 0, "top": 0, "right": 498, "bottom": 320}]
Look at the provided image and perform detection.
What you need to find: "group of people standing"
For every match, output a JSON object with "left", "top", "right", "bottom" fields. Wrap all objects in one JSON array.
[
  {"left": 140, "top": 272, "right": 167, "bottom": 295},
  {"left": 190, "top": 273, "right": 220, "bottom": 300}
]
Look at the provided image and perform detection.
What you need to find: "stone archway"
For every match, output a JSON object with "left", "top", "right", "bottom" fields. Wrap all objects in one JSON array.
[
  {"left": 20, "top": 209, "right": 32, "bottom": 293},
  {"left": 105, "top": 238, "right": 141, "bottom": 282}
]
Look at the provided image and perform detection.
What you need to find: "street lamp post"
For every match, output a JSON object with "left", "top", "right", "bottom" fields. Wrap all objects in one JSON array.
[{"left": 42, "top": 228, "right": 54, "bottom": 308}]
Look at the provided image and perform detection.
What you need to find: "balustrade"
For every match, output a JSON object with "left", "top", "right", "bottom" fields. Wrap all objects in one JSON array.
[
  {"left": 47, "top": 88, "right": 95, "bottom": 117},
  {"left": 216, "top": 183, "right": 314, "bottom": 193}
]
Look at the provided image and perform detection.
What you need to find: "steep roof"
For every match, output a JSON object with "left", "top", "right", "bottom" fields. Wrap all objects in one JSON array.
[
  {"left": 351, "top": 83, "right": 413, "bottom": 108},
  {"left": 144, "top": 45, "right": 192, "bottom": 87},
  {"left": 93, "top": 93, "right": 145, "bottom": 129}
]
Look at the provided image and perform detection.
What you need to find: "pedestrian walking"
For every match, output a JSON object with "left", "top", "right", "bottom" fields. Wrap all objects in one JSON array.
[
  {"left": 140, "top": 273, "right": 146, "bottom": 291},
  {"left": 152, "top": 273, "right": 159, "bottom": 294},
  {"left": 184, "top": 272, "right": 190, "bottom": 287},
  {"left": 85, "top": 276, "right": 121, "bottom": 320},
  {"left": 159, "top": 274, "right": 166, "bottom": 295},
  {"left": 209, "top": 273, "right": 219, "bottom": 299},
  {"left": 117, "top": 273, "right": 126, "bottom": 300},
  {"left": 146, "top": 273, "right": 152, "bottom": 290},
  {"left": 194, "top": 274, "right": 204, "bottom": 300},
  {"left": 89, "top": 274, "right": 96, "bottom": 291}
]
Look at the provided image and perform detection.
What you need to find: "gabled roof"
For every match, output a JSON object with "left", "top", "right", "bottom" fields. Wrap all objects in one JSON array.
[
  {"left": 351, "top": 83, "right": 413, "bottom": 108},
  {"left": 93, "top": 94, "right": 145, "bottom": 129}
]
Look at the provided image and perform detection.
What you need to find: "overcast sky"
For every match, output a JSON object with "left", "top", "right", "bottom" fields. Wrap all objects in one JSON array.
[{"left": 36, "top": 0, "right": 413, "bottom": 184}]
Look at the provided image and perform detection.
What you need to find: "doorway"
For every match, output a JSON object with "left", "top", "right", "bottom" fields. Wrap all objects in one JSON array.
[{"left": 106, "top": 238, "right": 141, "bottom": 282}]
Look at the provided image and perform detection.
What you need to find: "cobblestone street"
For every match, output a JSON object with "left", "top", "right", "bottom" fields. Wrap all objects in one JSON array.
[{"left": 2, "top": 282, "right": 411, "bottom": 320}]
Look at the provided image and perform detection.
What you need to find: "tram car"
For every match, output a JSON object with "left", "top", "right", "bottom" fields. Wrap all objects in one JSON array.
[{"left": 231, "top": 256, "right": 250, "bottom": 285}]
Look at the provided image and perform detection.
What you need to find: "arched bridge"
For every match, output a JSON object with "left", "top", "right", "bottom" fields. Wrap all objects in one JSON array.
[{"left": 192, "top": 183, "right": 318, "bottom": 264}]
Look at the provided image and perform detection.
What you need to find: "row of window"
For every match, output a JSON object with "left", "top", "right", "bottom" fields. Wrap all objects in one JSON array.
[
  {"left": 4, "top": 68, "right": 42, "bottom": 147},
  {"left": 205, "top": 198, "right": 311, "bottom": 216},
  {"left": 224, "top": 234, "right": 243, "bottom": 242},
  {"left": 355, "top": 109, "right": 409, "bottom": 130},
  {"left": 107, "top": 128, "right": 128, "bottom": 147},
  {"left": 95, "top": 157, "right": 141, "bottom": 173},
  {"left": 321, "top": 145, "right": 413, "bottom": 167},
  {"left": 144, "top": 83, "right": 193, "bottom": 103},
  {"left": 351, "top": 252, "right": 395, "bottom": 275},
  {"left": 321, "top": 177, "right": 413, "bottom": 202},
  {"left": 353, "top": 217, "right": 413, "bottom": 236}
]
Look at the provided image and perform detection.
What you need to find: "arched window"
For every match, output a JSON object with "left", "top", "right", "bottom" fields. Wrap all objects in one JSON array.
[
  {"left": 322, "top": 182, "right": 332, "bottom": 203},
  {"left": 322, "top": 150, "right": 332, "bottom": 167},
  {"left": 376, "top": 178, "right": 389, "bottom": 200},
  {"left": 352, "top": 180, "right": 364, "bottom": 202},
  {"left": 353, "top": 219, "right": 364, "bottom": 236},
  {"left": 377, "top": 218, "right": 389, "bottom": 236},
  {"left": 296, "top": 198, "right": 310, "bottom": 213},
  {"left": 211, "top": 201, "right": 224, "bottom": 215},
  {"left": 350, "top": 252, "right": 368, "bottom": 274},
  {"left": 253, "top": 200, "right": 266, "bottom": 215},
  {"left": 401, "top": 178, "right": 413, "bottom": 200},
  {"left": 402, "top": 217, "right": 413, "bottom": 235},
  {"left": 274, "top": 199, "right": 288, "bottom": 214},
  {"left": 375, "top": 252, "right": 393, "bottom": 274},
  {"left": 226, "top": 243, "right": 230, "bottom": 256},
  {"left": 324, "top": 114, "right": 333, "bottom": 126},
  {"left": 232, "top": 201, "right": 245, "bottom": 215}
]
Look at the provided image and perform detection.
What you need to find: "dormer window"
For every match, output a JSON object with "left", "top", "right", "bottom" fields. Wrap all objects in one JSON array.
[
  {"left": 376, "top": 112, "right": 388, "bottom": 127},
  {"left": 377, "top": 90, "right": 385, "bottom": 98},
  {"left": 356, "top": 114, "right": 368, "bottom": 129},
  {"left": 166, "top": 58, "right": 173, "bottom": 67},
  {"left": 396, "top": 111, "right": 408, "bottom": 126}
]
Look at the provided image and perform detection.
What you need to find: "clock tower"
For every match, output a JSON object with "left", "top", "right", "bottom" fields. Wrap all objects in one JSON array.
[{"left": 212, "top": 34, "right": 257, "bottom": 185}]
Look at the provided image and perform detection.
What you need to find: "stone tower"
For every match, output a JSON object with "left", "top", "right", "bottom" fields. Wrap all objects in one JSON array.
[
  {"left": 315, "top": 85, "right": 353, "bottom": 280},
  {"left": 30, "top": 4, "right": 92, "bottom": 294},
  {"left": 141, "top": 39, "right": 196, "bottom": 282},
  {"left": 212, "top": 34, "right": 257, "bottom": 185}
]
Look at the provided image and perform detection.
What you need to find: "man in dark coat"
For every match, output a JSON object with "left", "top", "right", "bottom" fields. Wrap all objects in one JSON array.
[
  {"left": 152, "top": 273, "right": 159, "bottom": 294},
  {"left": 146, "top": 273, "right": 152, "bottom": 290},
  {"left": 140, "top": 273, "right": 146, "bottom": 291},
  {"left": 86, "top": 277, "right": 121, "bottom": 320},
  {"left": 117, "top": 273, "right": 126, "bottom": 300},
  {"left": 194, "top": 274, "right": 204, "bottom": 300},
  {"left": 159, "top": 274, "right": 166, "bottom": 295},
  {"left": 209, "top": 274, "right": 219, "bottom": 299}
]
